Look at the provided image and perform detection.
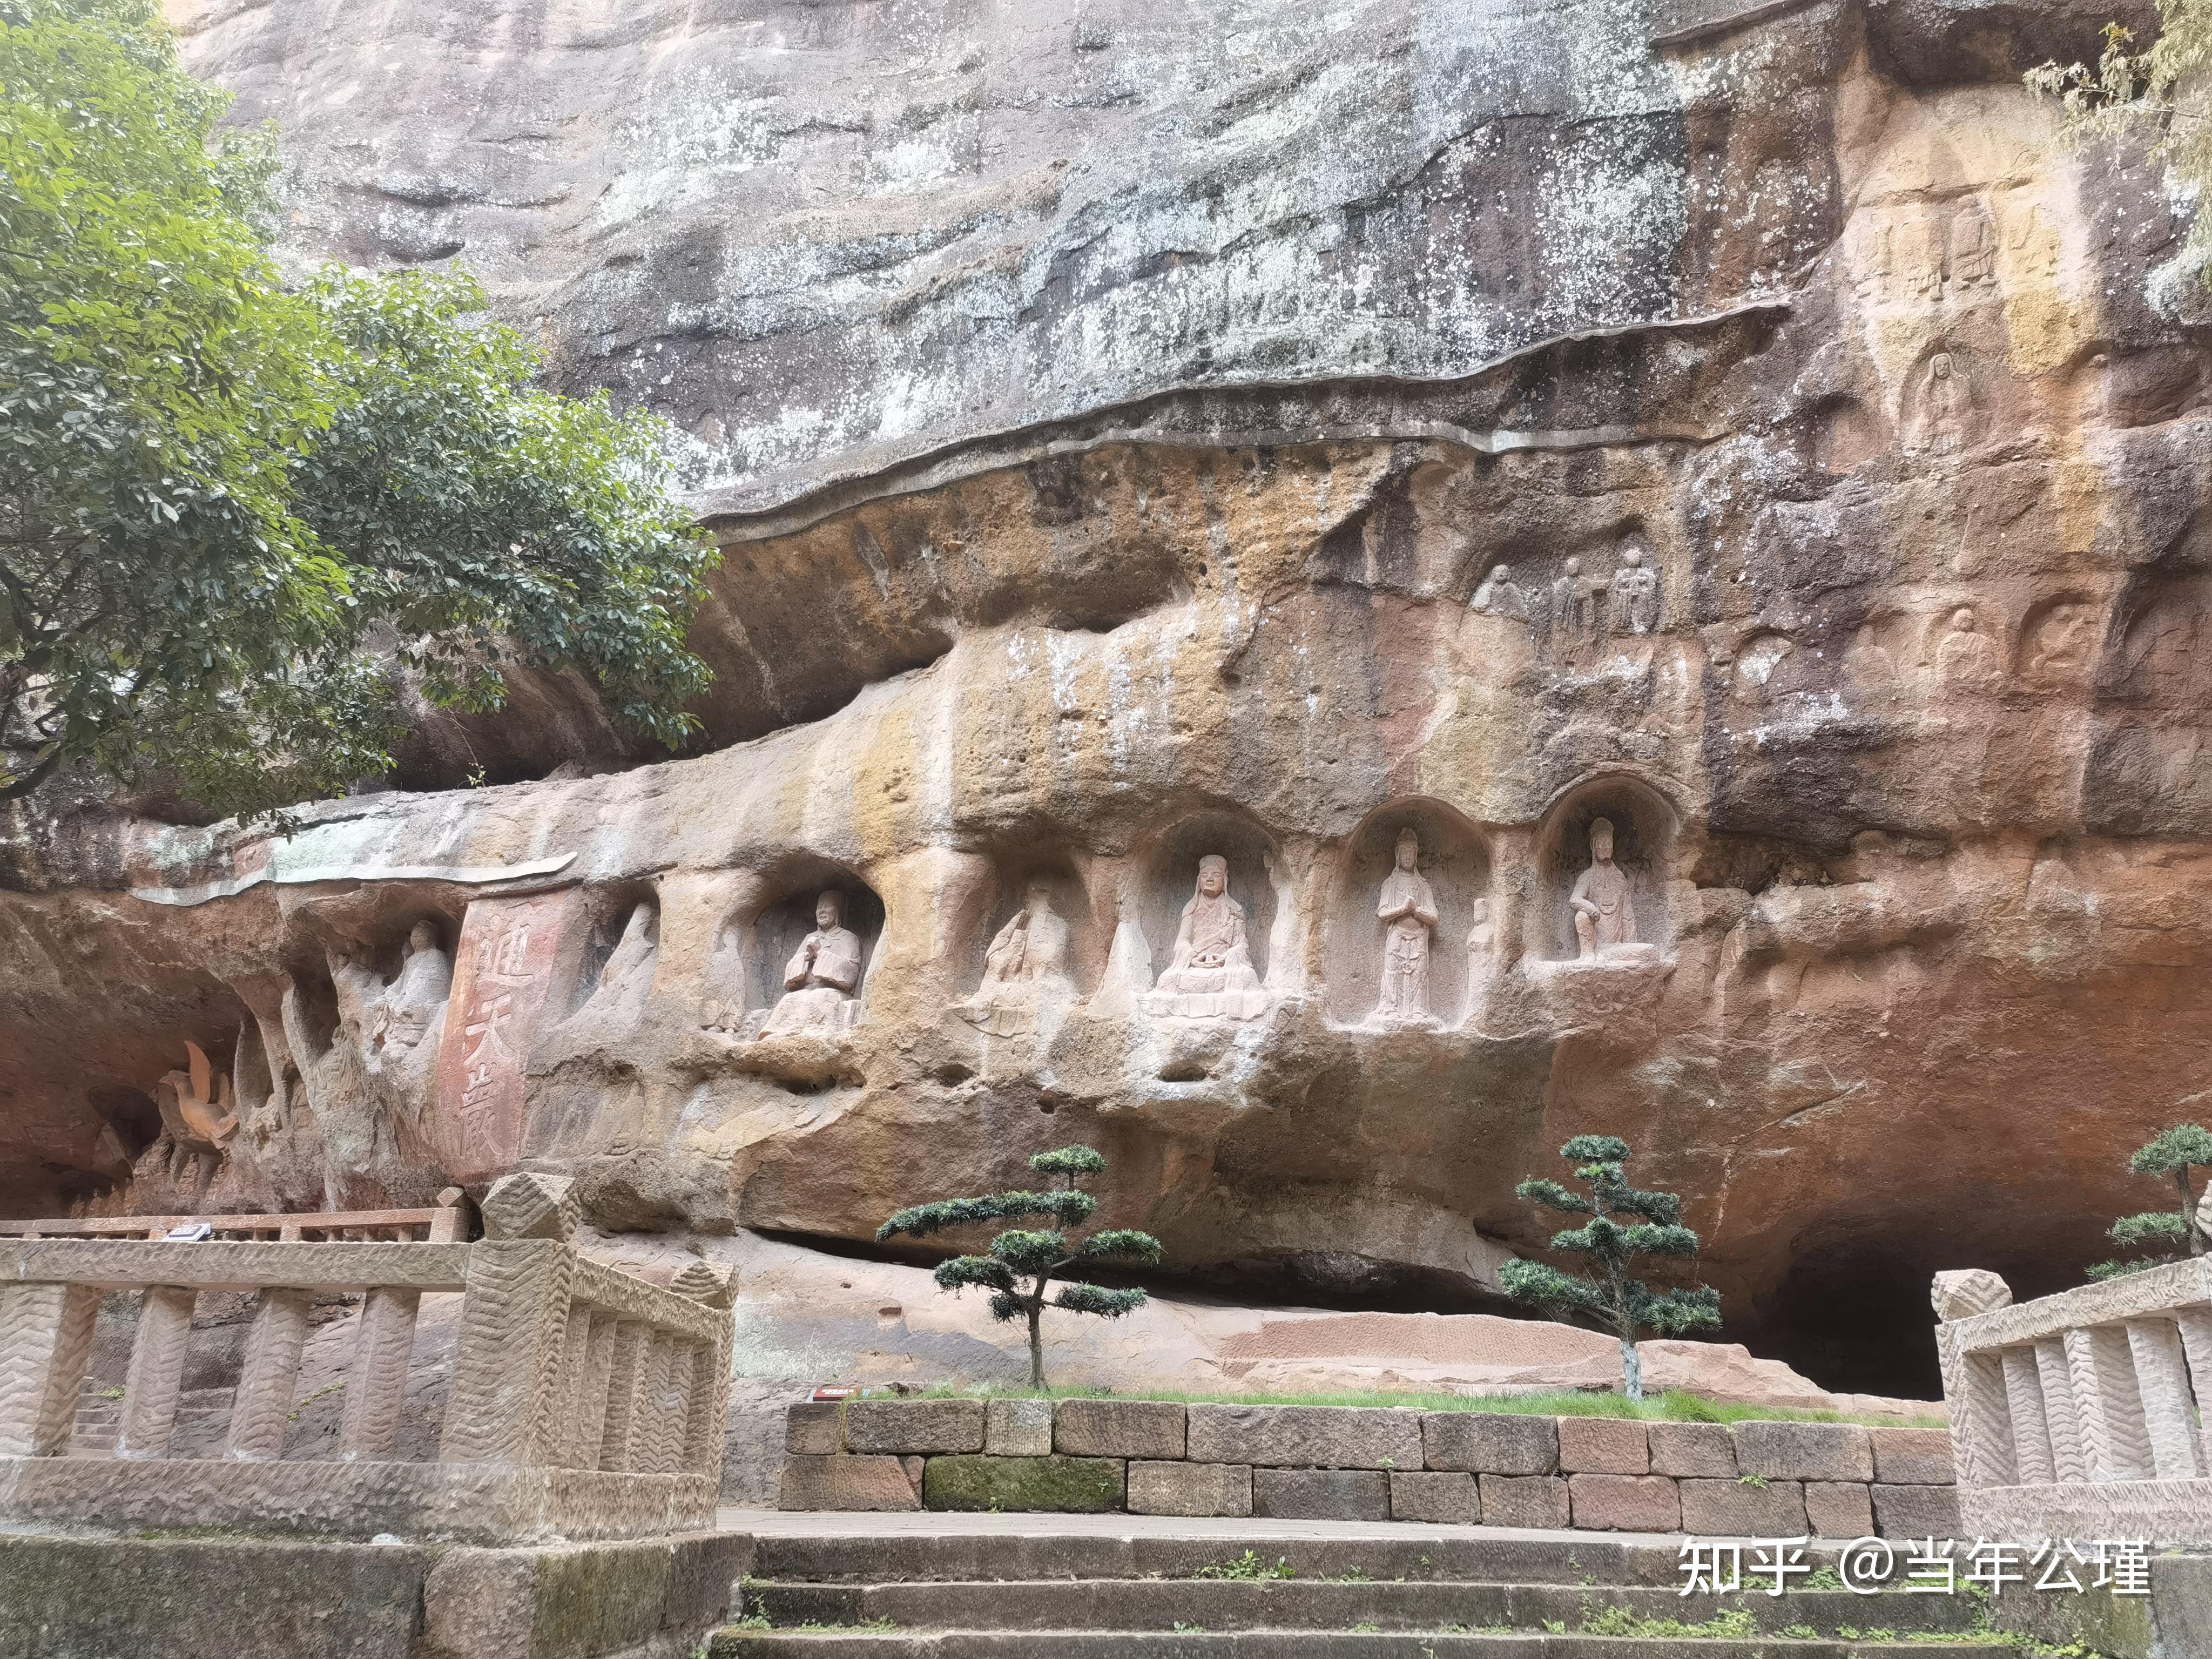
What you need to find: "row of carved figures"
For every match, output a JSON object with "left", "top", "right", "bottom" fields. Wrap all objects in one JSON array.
[
  {"left": 760, "top": 820, "right": 1646, "bottom": 1040},
  {"left": 1471, "top": 543, "right": 1665, "bottom": 638},
  {"left": 118, "top": 818, "right": 1649, "bottom": 1203}
]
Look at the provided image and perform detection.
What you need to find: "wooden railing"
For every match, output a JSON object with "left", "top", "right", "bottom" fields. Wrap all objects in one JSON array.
[
  {"left": 0, "top": 1172, "right": 734, "bottom": 1543},
  {"left": 1934, "top": 1260, "right": 2212, "bottom": 1546},
  {"left": 0, "top": 1189, "right": 471, "bottom": 1243}
]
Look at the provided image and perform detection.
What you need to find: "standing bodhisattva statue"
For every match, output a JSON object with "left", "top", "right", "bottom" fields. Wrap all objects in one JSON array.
[{"left": 1371, "top": 828, "right": 1439, "bottom": 1029}]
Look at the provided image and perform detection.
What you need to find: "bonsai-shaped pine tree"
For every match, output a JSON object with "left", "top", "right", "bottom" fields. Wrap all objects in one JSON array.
[
  {"left": 2088, "top": 1124, "right": 2212, "bottom": 1281},
  {"left": 876, "top": 1145, "right": 1163, "bottom": 1391},
  {"left": 1499, "top": 1135, "right": 1721, "bottom": 1402}
]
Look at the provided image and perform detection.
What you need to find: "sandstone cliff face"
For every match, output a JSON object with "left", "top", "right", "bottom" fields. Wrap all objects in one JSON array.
[{"left": 3, "top": 0, "right": 2207, "bottom": 1396}]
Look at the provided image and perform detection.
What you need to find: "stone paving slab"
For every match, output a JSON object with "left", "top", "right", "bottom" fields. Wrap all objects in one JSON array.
[{"left": 723, "top": 1507, "right": 1690, "bottom": 1547}]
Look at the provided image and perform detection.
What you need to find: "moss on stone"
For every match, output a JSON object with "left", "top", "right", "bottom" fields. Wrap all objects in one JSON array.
[{"left": 921, "top": 1454, "right": 1125, "bottom": 1512}]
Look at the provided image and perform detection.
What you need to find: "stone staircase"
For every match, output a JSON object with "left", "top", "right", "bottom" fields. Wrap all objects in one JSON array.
[
  {"left": 67, "top": 1380, "right": 236, "bottom": 1456},
  {"left": 715, "top": 1526, "right": 2001, "bottom": 1657}
]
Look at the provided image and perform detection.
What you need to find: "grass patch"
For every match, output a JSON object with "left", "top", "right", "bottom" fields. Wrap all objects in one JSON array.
[
  {"left": 1192, "top": 1551, "right": 1296, "bottom": 1581},
  {"left": 914, "top": 1381, "right": 1938, "bottom": 1429},
  {"left": 1580, "top": 1603, "right": 1759, "bottom": 1639}
]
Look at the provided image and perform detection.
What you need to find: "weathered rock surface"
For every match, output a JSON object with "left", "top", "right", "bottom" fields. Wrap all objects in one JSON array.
[{"left": 0, "top": 0, "right": 2205, "bottom": 1399}]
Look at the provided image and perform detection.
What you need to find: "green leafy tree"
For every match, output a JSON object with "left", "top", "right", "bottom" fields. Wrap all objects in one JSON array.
[
  {"left": 877, "top": 1144, "right": 1162, "bottom": 1392},
  {"left": 1, "top": 0, "right": 717, "bottom": 820},
  {"left": 1500, "top": 1134, "right": 1721, "bottom": 1401},
  {"left": 2088, "top": 1123, "right": 2212, "bottom": 1280},
  {"left": 2027, "top": 2, "right": 2212, "bottom": 288}
]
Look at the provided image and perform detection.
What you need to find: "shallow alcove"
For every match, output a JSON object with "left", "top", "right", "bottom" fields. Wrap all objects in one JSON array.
[
  {"left": 1323, "top": 798, "right": 1492, "bottom": 1029},
  {"left": 1137, "top": 807, "right": 1282, "bottom": 990},
  {"left": 1532, "top": 774, "right": 1678, "bottom": 961},
  {"left": 736, "top": 860, "right": 887, "bottom": 1028},
  {"left": 554, "top": 884, "right": 660, "bottom": 1020},
  {"left": 954, "top": 855, "right": 1105, "bottom": 1005}
]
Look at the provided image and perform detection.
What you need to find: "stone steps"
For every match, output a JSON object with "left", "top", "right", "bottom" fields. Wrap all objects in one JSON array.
[
  {"left": 728, "top": 1525, "right": 1994, "bottom": 1658},
  {"left": 68, "top": 1385, "right": 236, "bottom": 1456},
  {"left": 747, "top": 1580, "right": 1980, "bottom": 1636},
  {"left": 712, "top": 1633, "right": 2003, "bottom": 1658},
  {"left": 753, "top": 1533, "right": 1687, "bottom": 1586}
]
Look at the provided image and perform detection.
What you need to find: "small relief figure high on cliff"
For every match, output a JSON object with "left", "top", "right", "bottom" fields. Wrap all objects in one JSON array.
[
  {"left": 756, "top": 890, "right": 865, "bottom": 1037},
  {"left": 1369, "top": 828, "right": 1440, "bottom": 1031},
  {"left": 1143, "top": 854, "right": 1270, "bottom": 1020},
  {"left": 956, "top": 879, "right": 1078, "bottom": 1039},
  {"left": 1551, "top": 556, "right": 1597, "bottom": 642},
  {"left": 1468, "top": 561, "right": 1528, "bottom": 620},
  {"left": 1608, "top": 545, "right": 1663, "bottom": 636},
  {"left": 1912, "top": 353, "right": 1973, "bottom": 455},
  {"left": 1935, "top": 605, "right": 2003, "bottom": 692}
]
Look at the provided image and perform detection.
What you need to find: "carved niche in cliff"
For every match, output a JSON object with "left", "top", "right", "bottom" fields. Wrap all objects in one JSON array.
[
  {"left": 715, "top": 872, "right": 885, "bottom": 1042},
  {"left": 1137, "top": 811, "right": 1284, "bottom": 1022},
  {"left": 955, "top": 861, "right": 1098, "bottom": 1041},
  {"left": 1324, "top": 799, "right": 1492, "bottom": 1033},
  {"left": 1535, "top": 777, "right": 1675, "bottom": 964}
]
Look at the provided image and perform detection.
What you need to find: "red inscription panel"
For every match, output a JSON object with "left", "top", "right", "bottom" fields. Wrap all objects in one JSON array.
[{"left": 431, "top": 888, "right": 578, "bottom": 1182}]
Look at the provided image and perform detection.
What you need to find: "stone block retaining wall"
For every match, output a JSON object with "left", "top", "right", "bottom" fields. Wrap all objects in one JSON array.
[{"left": 780, "top": 1400, "right": 1959, "bottom": 1535}]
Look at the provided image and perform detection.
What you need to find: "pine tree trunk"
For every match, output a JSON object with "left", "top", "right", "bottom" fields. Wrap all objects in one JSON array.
[
  {"left": 1620, "top": 1337, "right": 1643, "bottom": 1402},
  {"left": 1027, "top": 1298, "right": 1046, "bottom": 1392},
  {"left": 2182, "top": 1172, "right": 2205, "bottom": 1255}
]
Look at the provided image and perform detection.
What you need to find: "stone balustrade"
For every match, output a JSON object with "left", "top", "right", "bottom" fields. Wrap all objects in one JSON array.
[
  {"left": 780, "top": 1397, "right": 1957, "bottom": 1535},
  {"left": 0, "top": 1173, "right": 735, "bottom": 1545},
  {"left": 0, "top": 1189, "right": 472, "bottom": 1242},
  {"left": 1934, "top": 1259, "right": 2212, "bottom": 1546}
]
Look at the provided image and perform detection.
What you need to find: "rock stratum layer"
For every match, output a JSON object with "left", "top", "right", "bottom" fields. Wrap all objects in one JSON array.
[{"left": 3, "top": 0, "right": 2208, "bottom": 1396}]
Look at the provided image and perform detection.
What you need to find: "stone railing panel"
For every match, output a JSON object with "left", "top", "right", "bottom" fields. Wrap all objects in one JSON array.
[
  {"left": 0, "top": 1191, "right": 471, "bottom": 1243},
  {"left": 1934, "top": 1260, "right": 2212, "bottom": 1546},
  {"left": 0, "top": 1174, "right": 736, "bottom": 1546}
]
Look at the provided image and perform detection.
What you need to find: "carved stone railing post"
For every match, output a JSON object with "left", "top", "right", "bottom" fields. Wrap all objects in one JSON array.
[
  {"left": 115, "top": 1286, "right": 198, "bottom": 1459},
  {"left": 2125, "top": 1317, "right": 2204, "bottom": 1479},
  {"left": 2065, "top": 1325, "right": 2153, "bottom": 1482},
  {"left": 1931, "top": 1270, "right": 2014, "bottom": 1487},
  {"left": 1999, "top": 1348, "right": 2053, "bottom": 1485},
  {"left": 640, "top": 1334, "right": 682, "bottom": 1475},
  {"left": 597, "top": 1320, "right": 651, "bottom": 1469},
  {"left": 226, "top": 1288, "right": 311, "bottom": 1460},
  {"left": 439, "top": 1173, "right": 579, "bottom": 1467},
  {"left": 2034, "top": 1336, "right": 2086, "bottom": 1481},
  {"left": 565, "top": 1311, "right": 617, "bottom": 1467},
  {"left": 0, "top": 1282, "right": 99, "bottom": 1457},
  {"left": 338, "top": 1287, "right": 422, "bottom": 1460},
  {"left": 672, "top": 1260, "right": 735, "bottom": 1474}
]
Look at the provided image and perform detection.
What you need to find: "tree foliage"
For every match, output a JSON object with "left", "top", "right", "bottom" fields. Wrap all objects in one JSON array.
[
  {"left": 1500, "top": 1134, "right": 1721, "bottom": 1401},
  {"left": 0, "top": 0, "right": 716, "bottom": 819},
  {"left": 878, "top": 1143, "right": 1161, "bottom": 1391},
  {"left": 2027, "top": 2, "right": 2212, "bottom": 286},
  {"left": 2087, "top": 1122, "right": 2212, "bottom": 1280}
]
